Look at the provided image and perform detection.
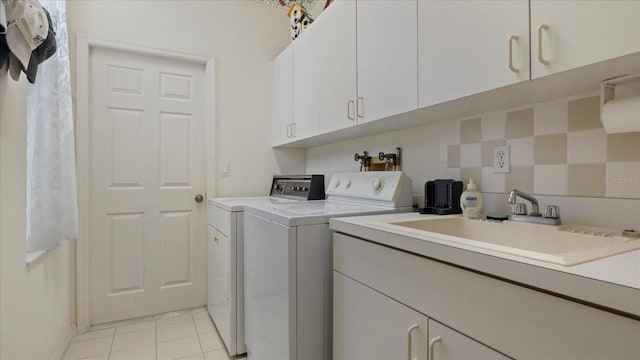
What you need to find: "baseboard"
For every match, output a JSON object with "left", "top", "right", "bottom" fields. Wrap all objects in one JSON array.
[{"left": 52, "top": 324, "right": 76, "bottom": 360}]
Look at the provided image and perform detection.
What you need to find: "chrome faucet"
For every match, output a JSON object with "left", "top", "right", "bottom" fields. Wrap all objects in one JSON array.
[
  {"left": 507, "top": 189, "right": 561, "bottom": 225},
  {"left": 508, "top": 189, "right": 541, "bottom": 216}
]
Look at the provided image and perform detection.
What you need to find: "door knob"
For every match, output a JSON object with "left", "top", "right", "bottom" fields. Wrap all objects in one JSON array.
[{"left": 195, "top": 194, "right": 204, "bottom": 203}]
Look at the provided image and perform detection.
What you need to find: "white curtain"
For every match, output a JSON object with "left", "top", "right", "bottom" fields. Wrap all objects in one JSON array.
[{"left": 26, "top": 0, "right": 77, "bottom": 252}]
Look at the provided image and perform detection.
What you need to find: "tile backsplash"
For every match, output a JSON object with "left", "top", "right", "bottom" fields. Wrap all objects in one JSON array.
[
  {"left": 305, "top": 93, "right": 640, "bottom": 228},
  {"left": 447, "top": 96, "right": 640, "bottom": 199}
]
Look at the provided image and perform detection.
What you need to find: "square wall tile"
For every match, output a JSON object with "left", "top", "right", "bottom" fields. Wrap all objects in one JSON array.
[
  {"left": 481, "top": 112, "right": 506, "bottom": 141},
  {"left": 568, "top": 164, "right": 605, "bottom": 197},
  {"left": 460, "top": 167, "right": 482, "bottom": 191},
  {"left": 534, "top": 165, "right": 568, "bottom": 196},
  {"left": 447, "top": 145, "right": 460, "bottom": 168},
  {"left": 439, "top": 121, "right": 461, "bottom": 163},
  {"left": 534, "top": 134, "right": 567, "bottom": 165},
  {"left": 506, "top": 137, "right": 534, "bottom": 166},
  {"left": 506, "top": 108, "right": 534, "bottom": 139},
  {"left": 607, "top": 132, "right": 640, "bottom": 162},
  {"left": 567, "top": 129, "right": 606, "bottom": 164},
  {"left": 481, "top": 140, "right": 506, "bottom": 167},
  {"left": 481, "top": 167, "right": 506, "bottom": 193},
  {"left": 605, "top": 162, "right": 640, "bottom": 199},
  {"left": 460, "top": 117, "right": 481, "bottom": 144},
  {"left": 460, "top": 143, "right": 482, "bottom": 168},
  {"left": 534, "top": 101, "right": 568, "bottom": 135},
  {"left": 568, "top": 96, "right": 602, "bottom": 131},
  {"left": 440, "top": 167, "right": 461, "bottom": 180},
  {"left": 506, "top": 165, "right": 534, "bottom": 194}
]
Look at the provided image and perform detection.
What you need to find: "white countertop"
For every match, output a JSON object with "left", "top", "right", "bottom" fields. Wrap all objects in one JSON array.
[{"left": 330, "top": 212, "right": 640, "bottom": 318}]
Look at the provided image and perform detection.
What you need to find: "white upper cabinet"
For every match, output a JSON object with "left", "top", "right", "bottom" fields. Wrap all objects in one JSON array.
[
  {"left": 272, "top": 44, "right": 293, "bottom": 146},
  {"left": 356, "top": 0, "right": 418, "bottom": 124},
  {"left": 293, "top": 0, "right": 357, "bottom": 136},
  {"left": 531, "top": 0, "right": 640, "bottom": 78},
  {"left": 418, "top": 0, "right": 529, "bottom": 108}
]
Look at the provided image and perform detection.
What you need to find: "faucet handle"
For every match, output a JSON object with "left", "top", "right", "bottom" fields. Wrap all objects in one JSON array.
[
  {"left": 544, "top": 205, "right": 560, "bottom": 219},
  {"left": 514, "top": 203, "right": 528, "bottom": 215}
]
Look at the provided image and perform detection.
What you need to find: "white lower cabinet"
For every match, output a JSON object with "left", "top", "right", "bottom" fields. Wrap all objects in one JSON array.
[
  {"left": 333, "top": 272, "right": 507, "bottom": 360},
  {"left": 333, "top": 272, "right": 429, "bottom": 360},
  {"left": 333, "top": 233, "right": 640, "bottom": 359}
]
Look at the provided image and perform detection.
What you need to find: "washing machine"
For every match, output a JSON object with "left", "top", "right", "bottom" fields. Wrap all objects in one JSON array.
[
  {"left": 243, "top": 171, "right": 413, "bottom": 360},
  {"left": 207, "top": 175, "right": 324, "bottom": 355}
]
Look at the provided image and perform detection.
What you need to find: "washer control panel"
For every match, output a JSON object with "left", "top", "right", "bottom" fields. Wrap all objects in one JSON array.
[
  {"left": 326, "top": 172, "right": 412, "bottom": 207},
  {"left": 270, "top": 175, "right": 325, "bottom": 200}
]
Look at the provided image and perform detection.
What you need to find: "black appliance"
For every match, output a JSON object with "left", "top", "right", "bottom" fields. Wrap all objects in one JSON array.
[{"left": 419, "top": 179, "right": 463, "bottom": 215}]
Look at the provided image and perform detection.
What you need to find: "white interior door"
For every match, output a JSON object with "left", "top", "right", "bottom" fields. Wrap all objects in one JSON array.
[{"left": 89, "top": 47, "right": 207, "bottom": 325}]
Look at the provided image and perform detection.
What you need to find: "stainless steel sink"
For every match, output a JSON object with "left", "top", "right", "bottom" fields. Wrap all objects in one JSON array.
[{"left": 374, "top": 217, "right": 640, "bottom": 266}]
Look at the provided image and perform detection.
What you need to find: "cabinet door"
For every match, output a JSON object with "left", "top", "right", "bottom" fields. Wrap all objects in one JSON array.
[
  {"left": 293, "top": 0, "right": 357, "bottom": 136},
  {"left": 531, "top": 0, "right": 640, "bottom": 78},
  {"left": 418, "top": 1, "right": 529, "bottom": 107},
  {"left": 357, "top": 0, "right": 418, "bottom": 124},
  {"left": 428, "top": 319, "right": 511, "bottom": 360},
  {"left": 272, "top": 45, "right": 293, "bottom": 146},
  {"left": 333, "top": 271, "right": 429, "bottom": 360},
  {"left": 208, "top": 226, "right": 232, "bottom": 351}
]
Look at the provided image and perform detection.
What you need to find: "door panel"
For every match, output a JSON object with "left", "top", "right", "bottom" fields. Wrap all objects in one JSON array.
[
  {"left": 531, "top": 0, "right": 640, "bottom": 78},
  {"left": 333, "top": 272, "right": 429, "bottom": 360},
  {"left": 89, "top": 47, "right": 206, "bottom": 325},
  {"left": 357, "top": 0, "right": 418, "bottom": 124},
  {"left": 419, "top": 0, "right": 529, "bottom": 107}
]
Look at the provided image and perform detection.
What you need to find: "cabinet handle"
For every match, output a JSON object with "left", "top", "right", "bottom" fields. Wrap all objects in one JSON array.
[
  {"left": 347, "top": 99, "right": 355, "bottom": 120},
  {"left": 428, "top": 336, "right": 442, "bottom": 360},
  {"left": 356, "top": 96, "right": 364, "bottom": 119},
  {"left": 291, "top": 122, "right": 296, "bottom": 137},
  {"left": 407, "top": 324, "right": 419, "bottom": 360},
  {"left": 286, "top": 123, "right": 292, "bottom": 138},
  {"left": 537, "top": 24, "right": 550, "bottom": 65},
  {"left": 508, "top": 35, "right": 519, "bottom": 73}
]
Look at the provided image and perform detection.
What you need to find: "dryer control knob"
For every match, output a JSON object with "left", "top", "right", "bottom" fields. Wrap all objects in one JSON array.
[
  {"left": 345, "top": 180, "right": 352, "bottom": 189},
  {"left": 334, "top": 180, "right": 341, "bottom": 188},
  {"left": 371, "top": 178, "right": 384, "bottom": 192}
]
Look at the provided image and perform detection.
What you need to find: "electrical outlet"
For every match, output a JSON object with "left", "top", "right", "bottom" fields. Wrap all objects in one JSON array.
[{"left": 493, "top": 145, "right": 510, "bottom": 174}]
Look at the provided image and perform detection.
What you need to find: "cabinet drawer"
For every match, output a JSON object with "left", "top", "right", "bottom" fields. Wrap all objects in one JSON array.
[
  {"left": 207, "top": 205, "right": 232, "bottom": 237},
  {"left": 334, "top": 233, "right": 640, "bottom": 359}
]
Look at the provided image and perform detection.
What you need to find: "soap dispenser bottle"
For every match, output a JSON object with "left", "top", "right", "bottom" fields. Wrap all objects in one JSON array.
[{"left": 460, "top": 178, "right": 483, "bottom": 218}]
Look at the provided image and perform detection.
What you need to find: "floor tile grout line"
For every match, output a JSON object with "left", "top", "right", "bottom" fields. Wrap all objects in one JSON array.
[
  {"left": 193, "top": 315, "right": 206, "bottom": 358},
  {"left": 155, "top": 324, "right": 158, "bottom": 360},
  {"left": 107, "top": 327, "right": 116, "bottom": 360}
]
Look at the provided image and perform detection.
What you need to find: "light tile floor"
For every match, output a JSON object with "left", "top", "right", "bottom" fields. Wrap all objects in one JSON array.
[{"left": 63, "top": 309, "right": 245, "bottom": 360}]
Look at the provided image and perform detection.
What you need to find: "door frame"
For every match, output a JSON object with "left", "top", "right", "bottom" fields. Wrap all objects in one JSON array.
[{"left": 75, "top": 34, "right": 216, "bottom": 333}]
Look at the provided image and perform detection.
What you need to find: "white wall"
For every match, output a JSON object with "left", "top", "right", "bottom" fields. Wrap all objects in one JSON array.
[
  {"left": 66, "top": 0, "right": 305, "bottom": 198},
  {"left": 0, "top": 71, "right": 76, "bottom": 359}
]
